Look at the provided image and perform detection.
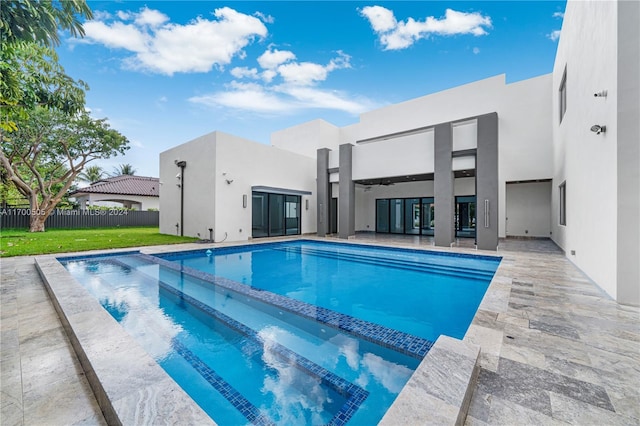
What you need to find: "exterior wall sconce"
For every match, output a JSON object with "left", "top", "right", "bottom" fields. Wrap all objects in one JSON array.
[
  {"left": 590, "top": 124, "right": 606, "bottom": 134},
  {"left": 243, "top": 194, "right": 247, "bottom": 208},
  {"left": 305, "top": 199, "right": 309, "bottom": 210},
  {"left": 222, "top": 172, "right": 233, "bottom": 184}
]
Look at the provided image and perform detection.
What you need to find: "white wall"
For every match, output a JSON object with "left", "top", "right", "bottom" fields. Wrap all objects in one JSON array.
[
  {"left": 271, "top": 119, "right": 339, "bottom": 158},
  {"left": 551, "top": 0, "right": 620, "bottom": 301},
  {"left": 213, "top": 132, "right": 317, "bottom": 242},
  {"left": 506, "top": 182, "right": 551, "bottom": 237},
  {"left": 616, "top": 0, "right": 640, "bottom": 305},
  {"left": 352, "top": 131, "right": 435, "bottom": 181},
  {"left": 77, "top": 194, "right": 159, "bottom": 211},
  {"left": 160, "top": 132, "right": 317, "bottom": 241},
  {"left": 159, "top": 133, "right": 217, "bottom": 237}
]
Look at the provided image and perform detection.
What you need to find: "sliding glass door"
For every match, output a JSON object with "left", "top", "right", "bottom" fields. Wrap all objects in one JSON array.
[
  {"left": 376, "top": 197, "right": 435, "bottom": 236},
  {"left": 376, "top": 196, "right": 475, "bottom": 238},
  {"left": 455, "top": 196, "right": 476, "bottom": 238},
  {"left": 252, "top": 192, "right": 301, "bottom": 238}
]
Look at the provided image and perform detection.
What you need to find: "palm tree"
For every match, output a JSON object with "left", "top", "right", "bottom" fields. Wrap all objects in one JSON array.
[
  {"left": 78, "top": 165, "right": 105, "bottom": 183},
  {"left": 112, "top": 163, "right": 136, "bottom": 176}
]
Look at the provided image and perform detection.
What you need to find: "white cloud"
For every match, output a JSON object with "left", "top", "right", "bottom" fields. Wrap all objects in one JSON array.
[
  {"left": 190, "top": 82, "right": 294, "bottom": 113},
  {"left": 190, "top": 83, "right": 373, "bottom": 116},
  {"left": 277, "top": 61, "right": 330, "bottom": 86},
  {"left": 254, "top": 11, "right": 274, "bottom": 24},
  {"left": 82, "top": 6, "right": 268, "bottom": 75},
  {"left": 473, "top": 47, "right": 480, "bottom": 55},
  {"left": 189, "top": 50, "right": 373, "bottom": 116},
  {"left": 359, "top": 5, "right": 397, "bottom": 33},
  {"left": 360, "top": 6, "right": 492, "bottom": 50},
  {"left": 553, "top": 12, "right": 565, "bottom": 19},
  {"left": 257, "top": 48, "right": 296, "bottom": 69},
  {"left": 134, "top": 7, "right": 169, "bottom": 27},
  {"left": 230, "top": 66, "right": 260, "bottom": 79},
  {"left": 548, "top": 30, "right": 561, "bottom": 42}
]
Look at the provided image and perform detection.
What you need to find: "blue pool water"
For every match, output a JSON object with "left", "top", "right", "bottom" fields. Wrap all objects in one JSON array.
[
  {"left": 60, "top": 240, "right": 500, "bottom": 425},
  {"left": 157, "top": 240, "right": 500, "bottom": 342}
]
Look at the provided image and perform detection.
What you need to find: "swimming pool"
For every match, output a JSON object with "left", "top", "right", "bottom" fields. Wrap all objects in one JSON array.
[{"left": 60, "top": 240, "right": 499, "bottom": 425}]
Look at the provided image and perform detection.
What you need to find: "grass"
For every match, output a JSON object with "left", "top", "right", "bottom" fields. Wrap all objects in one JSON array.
[{"left": 0, "top": 227, "right": 199, "bottom": 257}]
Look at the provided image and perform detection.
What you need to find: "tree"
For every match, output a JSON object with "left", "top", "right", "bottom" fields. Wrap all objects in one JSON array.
[
  {"left": 1, "top": 0, "right": 93, "bottom": 47},
  {"left": 1, "top": 0, "right": 92, "bottom": 131},
  {"left": 112, "top": 163, "right": 136, "bottom": 176},
  {"left": 1, "top": 41, "right": 88, "bottom": 132},
  {"left": 78, "top": 164, "right": 105, "bottom": 183},
  {"left": 0, "top": 107, "right": 129, "bottom": 231}
]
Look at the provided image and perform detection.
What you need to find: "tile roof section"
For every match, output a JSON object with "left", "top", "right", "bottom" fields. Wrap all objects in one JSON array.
[{"left": 73, "top": 175, "right": 159, "bottom": 197}]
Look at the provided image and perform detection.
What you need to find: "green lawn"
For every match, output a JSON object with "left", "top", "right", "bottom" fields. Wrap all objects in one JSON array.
[{"left": 0, "top": 227, "right": 199, "bottom": 257}]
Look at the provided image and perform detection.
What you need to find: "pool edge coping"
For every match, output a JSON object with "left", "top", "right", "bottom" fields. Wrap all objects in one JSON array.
[{"left": 34, "top": 255, "right": 216, "bottom": 426}]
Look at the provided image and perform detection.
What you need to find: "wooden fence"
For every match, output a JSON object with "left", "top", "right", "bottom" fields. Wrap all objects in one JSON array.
[{"left": 0, "top": 208, "right": 159, "bottom": 229}]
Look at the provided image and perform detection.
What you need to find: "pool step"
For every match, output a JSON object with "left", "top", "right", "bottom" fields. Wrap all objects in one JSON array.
[{"left": 272, "top": 245, "right": 496, "bottom": 281}]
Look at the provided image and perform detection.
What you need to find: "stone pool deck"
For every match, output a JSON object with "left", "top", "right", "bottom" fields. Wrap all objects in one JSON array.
[{"left": 1, "top": 236, "right": 639, "bottom": 425}]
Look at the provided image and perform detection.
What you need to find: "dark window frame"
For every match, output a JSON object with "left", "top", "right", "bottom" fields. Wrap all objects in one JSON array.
[
  {"left": 559, "top": 181, "right": 566, "bottom": 226},
  {"left": 559, "top": 67, "right": 567, "bottom": 123}
]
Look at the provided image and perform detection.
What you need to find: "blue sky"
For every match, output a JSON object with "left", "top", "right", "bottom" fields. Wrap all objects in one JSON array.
[{"left": 57, "top": 1, "right": 566, "bottom": 178}]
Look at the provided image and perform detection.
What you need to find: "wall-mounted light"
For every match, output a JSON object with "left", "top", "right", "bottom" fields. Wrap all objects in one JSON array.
[
  {"left": 243, "top": 194, "right": 247, "bottom": 208},
  {"left": 593, "top": 90, "right": 607, "bottom": 98},
  {"left": 590, "top": 124, "right": 606, "bottom": 134},
  {"left": 305, "top": 199, "right": 309, "bottom": 210}
]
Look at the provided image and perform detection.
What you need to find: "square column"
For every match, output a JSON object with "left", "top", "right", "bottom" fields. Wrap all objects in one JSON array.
[
  {"left": 316, "top": 148, "right": 330, "bottom": 237},
  {"left": 434, "top": 123, "right": 455, "bottom": 247},
  {"left": 338, "top": 144, "right": 355, "bottom": 239},
  {"left": 476, "top": 113, "right": 499, "bottom": 251}
]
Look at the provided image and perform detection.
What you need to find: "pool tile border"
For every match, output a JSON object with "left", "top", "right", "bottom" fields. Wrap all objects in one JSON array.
[
  {"left": 136, "top": 252, "right": 435, "bottom": 359},
  {"left": 161, "top": 283, "right": 368, "bottom": 426}
]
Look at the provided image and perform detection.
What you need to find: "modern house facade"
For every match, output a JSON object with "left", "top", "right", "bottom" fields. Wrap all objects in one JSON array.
[{"left": 160, "top": 0, "right": 638, "bottom": 305}]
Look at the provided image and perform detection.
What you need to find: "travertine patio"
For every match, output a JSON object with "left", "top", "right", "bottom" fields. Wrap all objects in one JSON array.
[{"left": 1, "top": 236, "right": 638, "bottom": 425}]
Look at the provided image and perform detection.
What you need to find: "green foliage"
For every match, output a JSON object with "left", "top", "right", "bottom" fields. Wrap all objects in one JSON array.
[
  {"left": 0, "top": 0, "right": 93, "bottom": 47},
  {"left": 112, "top": 163, "right": 137, "bottom": 176},
  {"left": 0, "top": 227, "right": 198, "bottom": 257},
  {"left": 1, "top": 0, "right": 92, "bottom": 130},
  {"left": 78, "top": 164, "right": 105, "bottom": 183},
  {"left": 0, "top": 42, "right": 88, "bottom": 131},
  {"left": 0, "top": 107, "right": 129, "bottom": 231}
]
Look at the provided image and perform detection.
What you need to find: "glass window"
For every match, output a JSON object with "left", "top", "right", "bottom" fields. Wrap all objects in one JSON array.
[
  {"left": 376, "top": 199, "right": 389, "bottom": 233},
  {"left": 251, "top": 192, "right": 268, "bottom": 238},
  {"left": 390, "top": 199, "right": 404, "bottom": 234},
  {"left": 559, "top": 181, "right": 566, "bottom": 225},
  {"left": 559, "top": 67, "right": 567, "bottom": 123},
  {"left": 269, "top": 193, "right": 285, "bottom": 236},
  {"left": 285, "top": 195, "right": 300, "bottom": 235},
  {"left": 404, "top": 198, "right": 420, "bottom": 235}
]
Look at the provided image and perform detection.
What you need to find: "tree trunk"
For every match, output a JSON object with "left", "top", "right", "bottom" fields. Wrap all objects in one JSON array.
[
  {"left": 29, "top": 214, "right": 46, "bottom": 232},
  {"left": 29, "top": 197, "right": 47, "bottom": 232}
]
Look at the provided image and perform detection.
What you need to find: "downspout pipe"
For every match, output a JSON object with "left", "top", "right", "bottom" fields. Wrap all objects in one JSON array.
[{"left": 176, "top": 160, "right": 187, "bottom": 236}]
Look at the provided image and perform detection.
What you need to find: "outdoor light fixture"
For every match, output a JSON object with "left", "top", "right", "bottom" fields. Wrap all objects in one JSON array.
[
  {"left": 243, "top": 194, "right": 247, "bottom": 208},
  {"left": 305, "top": 199, "right": 309, "bottom": 210},
  {"left": 590, "top": 124, "right": 606, "bottom": 134}
]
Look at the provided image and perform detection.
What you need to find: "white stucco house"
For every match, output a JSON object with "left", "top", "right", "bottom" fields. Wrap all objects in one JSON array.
[{"left": 160, "top": 0, "right": 638, "bottom": 306}]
